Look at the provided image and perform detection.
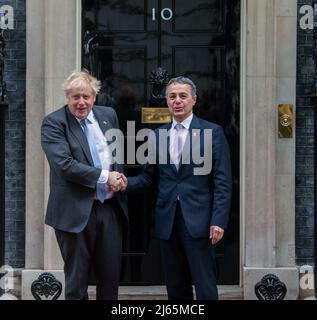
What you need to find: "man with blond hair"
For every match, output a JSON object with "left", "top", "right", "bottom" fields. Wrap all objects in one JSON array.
[{"left": 41, "top": 71, "right": 127, "bottom": 300}]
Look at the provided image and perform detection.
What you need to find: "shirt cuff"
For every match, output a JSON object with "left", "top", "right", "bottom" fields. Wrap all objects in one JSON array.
[{"left": 97, "top": 169, "right": 109, "bottom": 184}]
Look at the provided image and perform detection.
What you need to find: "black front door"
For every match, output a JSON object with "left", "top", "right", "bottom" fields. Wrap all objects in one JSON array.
[{"left": 82, "top": 0, "right": 240, "bottom": 285}]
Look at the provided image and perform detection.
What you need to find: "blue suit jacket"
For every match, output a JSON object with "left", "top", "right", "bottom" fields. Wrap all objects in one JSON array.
[{"left": 127, "top": 115, "right": 232, "bottom": 240}]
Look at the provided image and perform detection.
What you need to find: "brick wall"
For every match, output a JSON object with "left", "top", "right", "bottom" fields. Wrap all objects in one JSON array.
[
  {"left": 296, "top": 0, "right": 315, "bottom": 265},
  {"left": 2, "top": 0, "right": 26, "bottom": 267}
]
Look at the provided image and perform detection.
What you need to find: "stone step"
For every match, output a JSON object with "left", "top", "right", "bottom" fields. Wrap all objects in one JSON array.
[{"left": 88, "top": 285, "right": 243, "bottom": 300}]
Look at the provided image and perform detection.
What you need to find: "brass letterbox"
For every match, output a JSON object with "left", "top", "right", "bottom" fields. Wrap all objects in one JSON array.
[{"left": 141, "top": 108, "right": 172, "bottom": 124}]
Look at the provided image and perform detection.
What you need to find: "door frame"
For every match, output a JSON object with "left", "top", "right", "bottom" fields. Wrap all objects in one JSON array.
[
  {"left": 239, "top": 0, "right": 246, "bottom": 288},
  {"left": 26, "top": 0, "right": 246, "bottom": 284},
  {"left": 24, "top": 0, "right": 299, "bottom": 299},
  {"left": 81, "top": 0, "right": 243, "bottom": 285}
]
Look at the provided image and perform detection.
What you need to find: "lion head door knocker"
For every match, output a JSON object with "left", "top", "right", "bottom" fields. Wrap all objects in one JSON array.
[
  {"left": 255, "top": 274, "right": 287, "bottom": 300},
  {"left": 149, "top": 67, "right": 170, "bottom": 100},
  {"left": 142, "top": 67, "right": 171, "bottom": 124},
  {"left": 31, "top": 273, "right": 62, "bottom": 300}
]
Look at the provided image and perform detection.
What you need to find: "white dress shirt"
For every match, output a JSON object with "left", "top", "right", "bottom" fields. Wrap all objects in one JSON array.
[
  {"left": 169, "top": 113, "right": 193, "bottom": 166},
  {"left": 78, "top": 110, "right": 114, "bottom": 199}
]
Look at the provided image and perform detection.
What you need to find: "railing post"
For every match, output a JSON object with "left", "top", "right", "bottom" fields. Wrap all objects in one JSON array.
[
  {"left": 312, "top": 0, "right": 317, "bottom": 300},
  {"left": 0, "top": 27, "right": 7, "bottom": 271}
]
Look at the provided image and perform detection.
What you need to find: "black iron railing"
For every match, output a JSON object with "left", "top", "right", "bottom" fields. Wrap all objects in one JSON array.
[
  {"left": 0, "top": 28, "right": 6, "bottom": 268},
  {"left": 313, "top": 1, "right": 317, "bottom": 300}
]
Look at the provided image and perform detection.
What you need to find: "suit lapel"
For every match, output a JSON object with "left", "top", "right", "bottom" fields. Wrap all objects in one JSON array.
[
  {"left": 179, "top": 115, "right": 202, "bottom": 171},
  {"left": 164, "top": 123, "right": 178, "bottom": 175},
  {"left": 66, "top": 106, "right": 94, "bottom": 165},
  {"left": 93, "top": 106, "right": 113, "bottom": 135}
]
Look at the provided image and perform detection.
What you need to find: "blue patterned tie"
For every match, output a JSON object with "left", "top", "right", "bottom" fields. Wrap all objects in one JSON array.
[{"left": 81, "top": 119, "right": 106, "bottom": 203}]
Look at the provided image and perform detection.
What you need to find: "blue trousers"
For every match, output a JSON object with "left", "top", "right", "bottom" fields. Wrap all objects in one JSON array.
[{"left": 160, "top": 202, "right": 218, "bottom": 300}]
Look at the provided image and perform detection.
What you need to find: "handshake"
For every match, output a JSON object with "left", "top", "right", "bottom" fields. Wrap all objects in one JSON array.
[{"left": 107, "top": 171, "right": 128, "bottom": 192}]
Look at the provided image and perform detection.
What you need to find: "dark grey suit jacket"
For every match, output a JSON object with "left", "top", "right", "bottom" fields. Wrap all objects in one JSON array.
[{"left": 41, "top": 105, "right": 128, "bottom": 233}]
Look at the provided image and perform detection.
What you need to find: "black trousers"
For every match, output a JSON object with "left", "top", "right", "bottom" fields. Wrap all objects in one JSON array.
[
  {"left": 160, "top": 202, "right": 218, "bottom": 300},
  {"left": 55, "top": 198, "right": 123, "bottom": 300}
]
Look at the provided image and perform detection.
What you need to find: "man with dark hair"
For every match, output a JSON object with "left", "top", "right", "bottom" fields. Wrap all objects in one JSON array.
[{"left": 121, "top": 76, "right": 232, "bottom": 300}]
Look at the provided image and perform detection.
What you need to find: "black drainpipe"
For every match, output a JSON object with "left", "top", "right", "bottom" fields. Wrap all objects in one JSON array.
[
  {"left": 0, "top": 28, "right": 7, "bottom": 269},
  {"left": 0, "top": 102, "right": 4, "bottom": 298},
  {"left": 313, "top": 1, "right": 317, "bottom": 300},
  {"left": 0, "top": 103, "right": 5, "bottom": 269}
]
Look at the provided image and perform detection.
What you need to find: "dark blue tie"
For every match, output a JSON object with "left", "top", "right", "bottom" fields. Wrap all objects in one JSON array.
[{"left": 81, "top": 119, "right": 106, "bottom": 203}]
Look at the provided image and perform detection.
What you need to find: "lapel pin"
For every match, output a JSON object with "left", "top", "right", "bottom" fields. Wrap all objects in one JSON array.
[{"left": 103, "top": 121, "right": 107, "bottom": 126}]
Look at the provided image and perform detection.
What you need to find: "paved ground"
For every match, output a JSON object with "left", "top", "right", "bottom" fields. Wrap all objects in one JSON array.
[
  {"left": 0, "top": 285, "right": 243, "bottom": 300},
  {"left": 89, "top": 285, "right": 244, "bottom": 300}
]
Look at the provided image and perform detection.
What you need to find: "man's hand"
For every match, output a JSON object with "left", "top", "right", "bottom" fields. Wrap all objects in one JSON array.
[
  {"left": 107, "top": 171, "right": 127, "bottom": 192},
  {"left": 209, "top": 226, "right": 224, "bottom": 245},
  {"left": 118, "top": 173, "right": 127, "bottom": 192}
]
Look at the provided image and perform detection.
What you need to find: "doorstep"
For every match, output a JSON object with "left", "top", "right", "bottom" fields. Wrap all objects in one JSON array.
[{"left": 88, "top": 285, "right": 243, "bottom": 300}]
